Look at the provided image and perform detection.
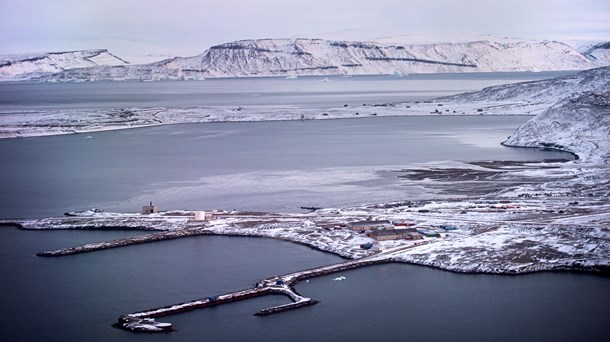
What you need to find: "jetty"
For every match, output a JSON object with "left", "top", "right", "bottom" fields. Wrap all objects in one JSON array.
[
  {"left": 118, "top": 254, "right": 392, "bottom": 333},
  {"left": 37, "top": 227, "right": 210, "bottom": 256}
]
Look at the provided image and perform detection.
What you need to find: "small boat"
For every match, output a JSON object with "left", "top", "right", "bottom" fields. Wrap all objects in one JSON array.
[
  {"left": 321, "top": 77, "right": 330, "bottom": 82},
  {"left": 85, "top": 135, "right": 93, "bottom": 139},
  {"left": 286, "top": 75, "right": 298, "bottom": 79}
]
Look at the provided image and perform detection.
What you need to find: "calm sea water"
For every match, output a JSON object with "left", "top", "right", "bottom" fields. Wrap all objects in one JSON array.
[
  {"left": 0, "top": 116, "right": 572, "bottom": 218},
  {"left": 0, "top": 228, "right": 608, "bottom": 342},
  {"left": 1, "top": 74, "right": 603, "bottom": 341},
  {"left": 0, "top": 72, "right": 574, "bottom": 110}
]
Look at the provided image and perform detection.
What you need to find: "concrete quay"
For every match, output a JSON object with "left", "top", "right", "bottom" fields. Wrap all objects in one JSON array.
[
  {"left": 37, "top": 228, "right": 209, "bottom": 256},
  {"left": 118, "top": 254, "right": 392, "bottom": 333}
]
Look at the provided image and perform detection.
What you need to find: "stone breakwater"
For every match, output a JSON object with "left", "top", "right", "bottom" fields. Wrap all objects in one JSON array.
[
  {"left": 36, "top": 228, "right": 210, "bottom": 256},
  {"left": 118, "top": 254, "right": 392, "bottom": 333}
]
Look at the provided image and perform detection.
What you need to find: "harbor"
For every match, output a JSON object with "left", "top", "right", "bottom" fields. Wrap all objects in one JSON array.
[
  {"left": 117, "top": 252, "right": 393, "bottom": 332},
  {"left": 2, "top": 155, "right": 608, "bottom": 335}
]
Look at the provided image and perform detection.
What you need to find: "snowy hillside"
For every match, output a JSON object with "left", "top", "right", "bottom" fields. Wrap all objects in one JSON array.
[
  {"left": 34, "top": 37, "right": 597, "bottom": 82},
  {"left": 436, "top": 66, "right": 610, "bottom": 114},
  {"left": 431, "top": 67, "right": 610, "bottom": 162},
  {"left": 199, "top": 38, "right": 596, "bottom": 75},
  {"left": 582, "top": 42, "right": 610, "bottom": 66},
  {"left": 503, "top": 91, "right": 610, "bottom": 163},
  {"left": 0, "top": 49, "right": 129, "bottom": 81}
]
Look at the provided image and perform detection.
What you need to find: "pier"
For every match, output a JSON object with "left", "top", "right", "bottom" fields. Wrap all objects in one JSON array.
[
  {"left": 36, "top": 227, "right": 210, "bottom": 256},
  {"left": 118, "top": 254, "right": 392, "bottom": 332}
]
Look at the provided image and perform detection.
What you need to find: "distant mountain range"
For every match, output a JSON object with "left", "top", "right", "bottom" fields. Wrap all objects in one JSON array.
[
  {"left": 0, "top": 49, "right": 128, "bottom": 81},
  {"left": 1, "top": 37, "right": 608, "bottom": 82}
]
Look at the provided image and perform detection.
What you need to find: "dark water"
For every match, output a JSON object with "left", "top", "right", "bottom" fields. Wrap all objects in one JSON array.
[
  {"left": 1, "top": 227, "right": 608, "bottom": 342},
  {"left": 0, "top": 228, "right": 343, "bottom": 342},
  {"left": 0, "top": 72, "right": 574, "bottom": 110},
  {"left": 0, "top": 116, "right": 572, "bottom": 218}
]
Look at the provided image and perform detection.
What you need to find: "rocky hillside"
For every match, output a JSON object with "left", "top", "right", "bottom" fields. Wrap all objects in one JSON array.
[
  {"left": 0, "top": 49, "right": 129, "bottom": 81},
  {"left": 503, "top": 91, "right": 610, "bottom": 163},
  {"left": 434, "top": 66, "right": 609, "bottom": 162},
  {"left": 33, "top": 37, "right": 598, "bottom": 82},
  {"left": 438, "top": 66, "right": 609, "bottom": 110},
  {"left": 582, "top": 42, "right": 610, "bottom": 66}
]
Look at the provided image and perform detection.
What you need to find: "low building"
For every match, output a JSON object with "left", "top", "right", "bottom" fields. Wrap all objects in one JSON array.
[
  {"left": 417, "top": 229, "right": 441, "bottom": 237},
  {"left": 193, "top": 211, "right": 206, "bottom": 221},
  {"left": 408, "top": 232, "right": 424, "bottom": 240},
  {"left": 142, "top": 202, "right": 158, "bottom": 215},
  {"left": 348, "top": 220, "right": 393, "bottom": 231},
  {"left": 370, "top": 228, "right": 418, "bottom": 241}
]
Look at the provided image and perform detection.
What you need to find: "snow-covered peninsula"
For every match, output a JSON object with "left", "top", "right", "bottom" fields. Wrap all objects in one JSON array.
[
  {"left": 1, "top": 66, "right": 608, "bottom": 164},
  {"left": 3, "top": 155, "right": 609, "bottom": 275},
  {"left": 503, "top": 91, "right": 610, "bottom": 163}
]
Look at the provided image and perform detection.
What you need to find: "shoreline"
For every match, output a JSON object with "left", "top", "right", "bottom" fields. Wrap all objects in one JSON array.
[
  {"left": 3, "top": 221, "right": 607, "bottom": 277},
  {"left": 0, "top": 102, "right": 541, "bottom": 140},
  {"left": 3, "top": 188, "right": 608, "bottom": 276},
  {"left": 2, "top": 146, "right": 607, "bottom": 275},
  {"left": 501, "top": 140, "right": 580, "bottom": 161}
]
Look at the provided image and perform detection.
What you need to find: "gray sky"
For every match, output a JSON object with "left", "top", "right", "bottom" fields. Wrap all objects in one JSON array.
[{"left": 1, "top": 0, "right": 608, "bottom": 58}]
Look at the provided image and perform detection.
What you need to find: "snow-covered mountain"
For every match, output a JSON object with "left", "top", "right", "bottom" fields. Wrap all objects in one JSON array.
[
  {"left": 200, "top": 38, "right": 596, "bottom": 75},
  {"left": 0, "top": 49, "right": 129, "bottom": 81},
  {"left": 30, "top": 37, "right": 598, "bottom": 82},
  {"left": 503, "top": 90, "right": 610, "bottom": 163},
  {"left": 581, "top": 42, "right": 610, "bottom": 66}
]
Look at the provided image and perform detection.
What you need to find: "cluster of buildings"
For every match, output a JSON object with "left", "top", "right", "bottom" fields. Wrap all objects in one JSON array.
[
  {"left": 348, "top": 219, "right": 456, "bottom": 243},
  {"left": 347, "top": 220, "right": 424, "bottom": 241}
]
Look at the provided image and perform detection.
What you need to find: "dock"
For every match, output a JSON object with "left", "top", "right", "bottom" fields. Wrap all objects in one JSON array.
[
  {"left": 118, "top": 254, "right": 391, "bottom": 332},
  {"left": 36, "top": 227, "right": 210, "bottom": 256}
]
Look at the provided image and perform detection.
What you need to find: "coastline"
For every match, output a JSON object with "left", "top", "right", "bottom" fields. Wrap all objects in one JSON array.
[
  {"left": 500, "top": 140, "right": 580, "bottom": 160},
  {"left": 4, "top": 166, "right": 609, "bottom": 275},
  {"left": 0, "top": 103, "right": 539, "bottom": 140},
  {"left": 2, "top": 221, "right": 607, "bottom": 276}
]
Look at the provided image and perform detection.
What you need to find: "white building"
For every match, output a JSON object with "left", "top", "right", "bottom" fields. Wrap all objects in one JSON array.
[{"left": 193, "top": 211, "right": 206, "bottom": 221}]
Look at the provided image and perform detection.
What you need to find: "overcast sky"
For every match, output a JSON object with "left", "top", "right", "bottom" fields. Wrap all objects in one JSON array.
[{"left": 0, "top": 0, "right": 608, "bottom": 58}]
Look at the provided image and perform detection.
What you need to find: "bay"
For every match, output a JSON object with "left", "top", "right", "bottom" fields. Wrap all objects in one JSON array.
[{"left": 1, "top": 227, "right": 607, "bottom": 341}]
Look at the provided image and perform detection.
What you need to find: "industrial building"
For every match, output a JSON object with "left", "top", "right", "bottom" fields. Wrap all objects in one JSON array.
[
  {"left": 370, "top": 228, "right": 422, "bottom": 241},
  {"left": 141, "top": 202, "right": 158, "bottom": 215},
  {"left": 347, "top": 220, "right": 393, "bottom": 231}
]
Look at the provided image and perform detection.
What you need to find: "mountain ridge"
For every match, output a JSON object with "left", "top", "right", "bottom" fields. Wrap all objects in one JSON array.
[
  {"left": 0, "top": 49, "right": 129, "bottom": 81},
  {"left": 2, "top": 36, "right": 605, "bottom": 82}
]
